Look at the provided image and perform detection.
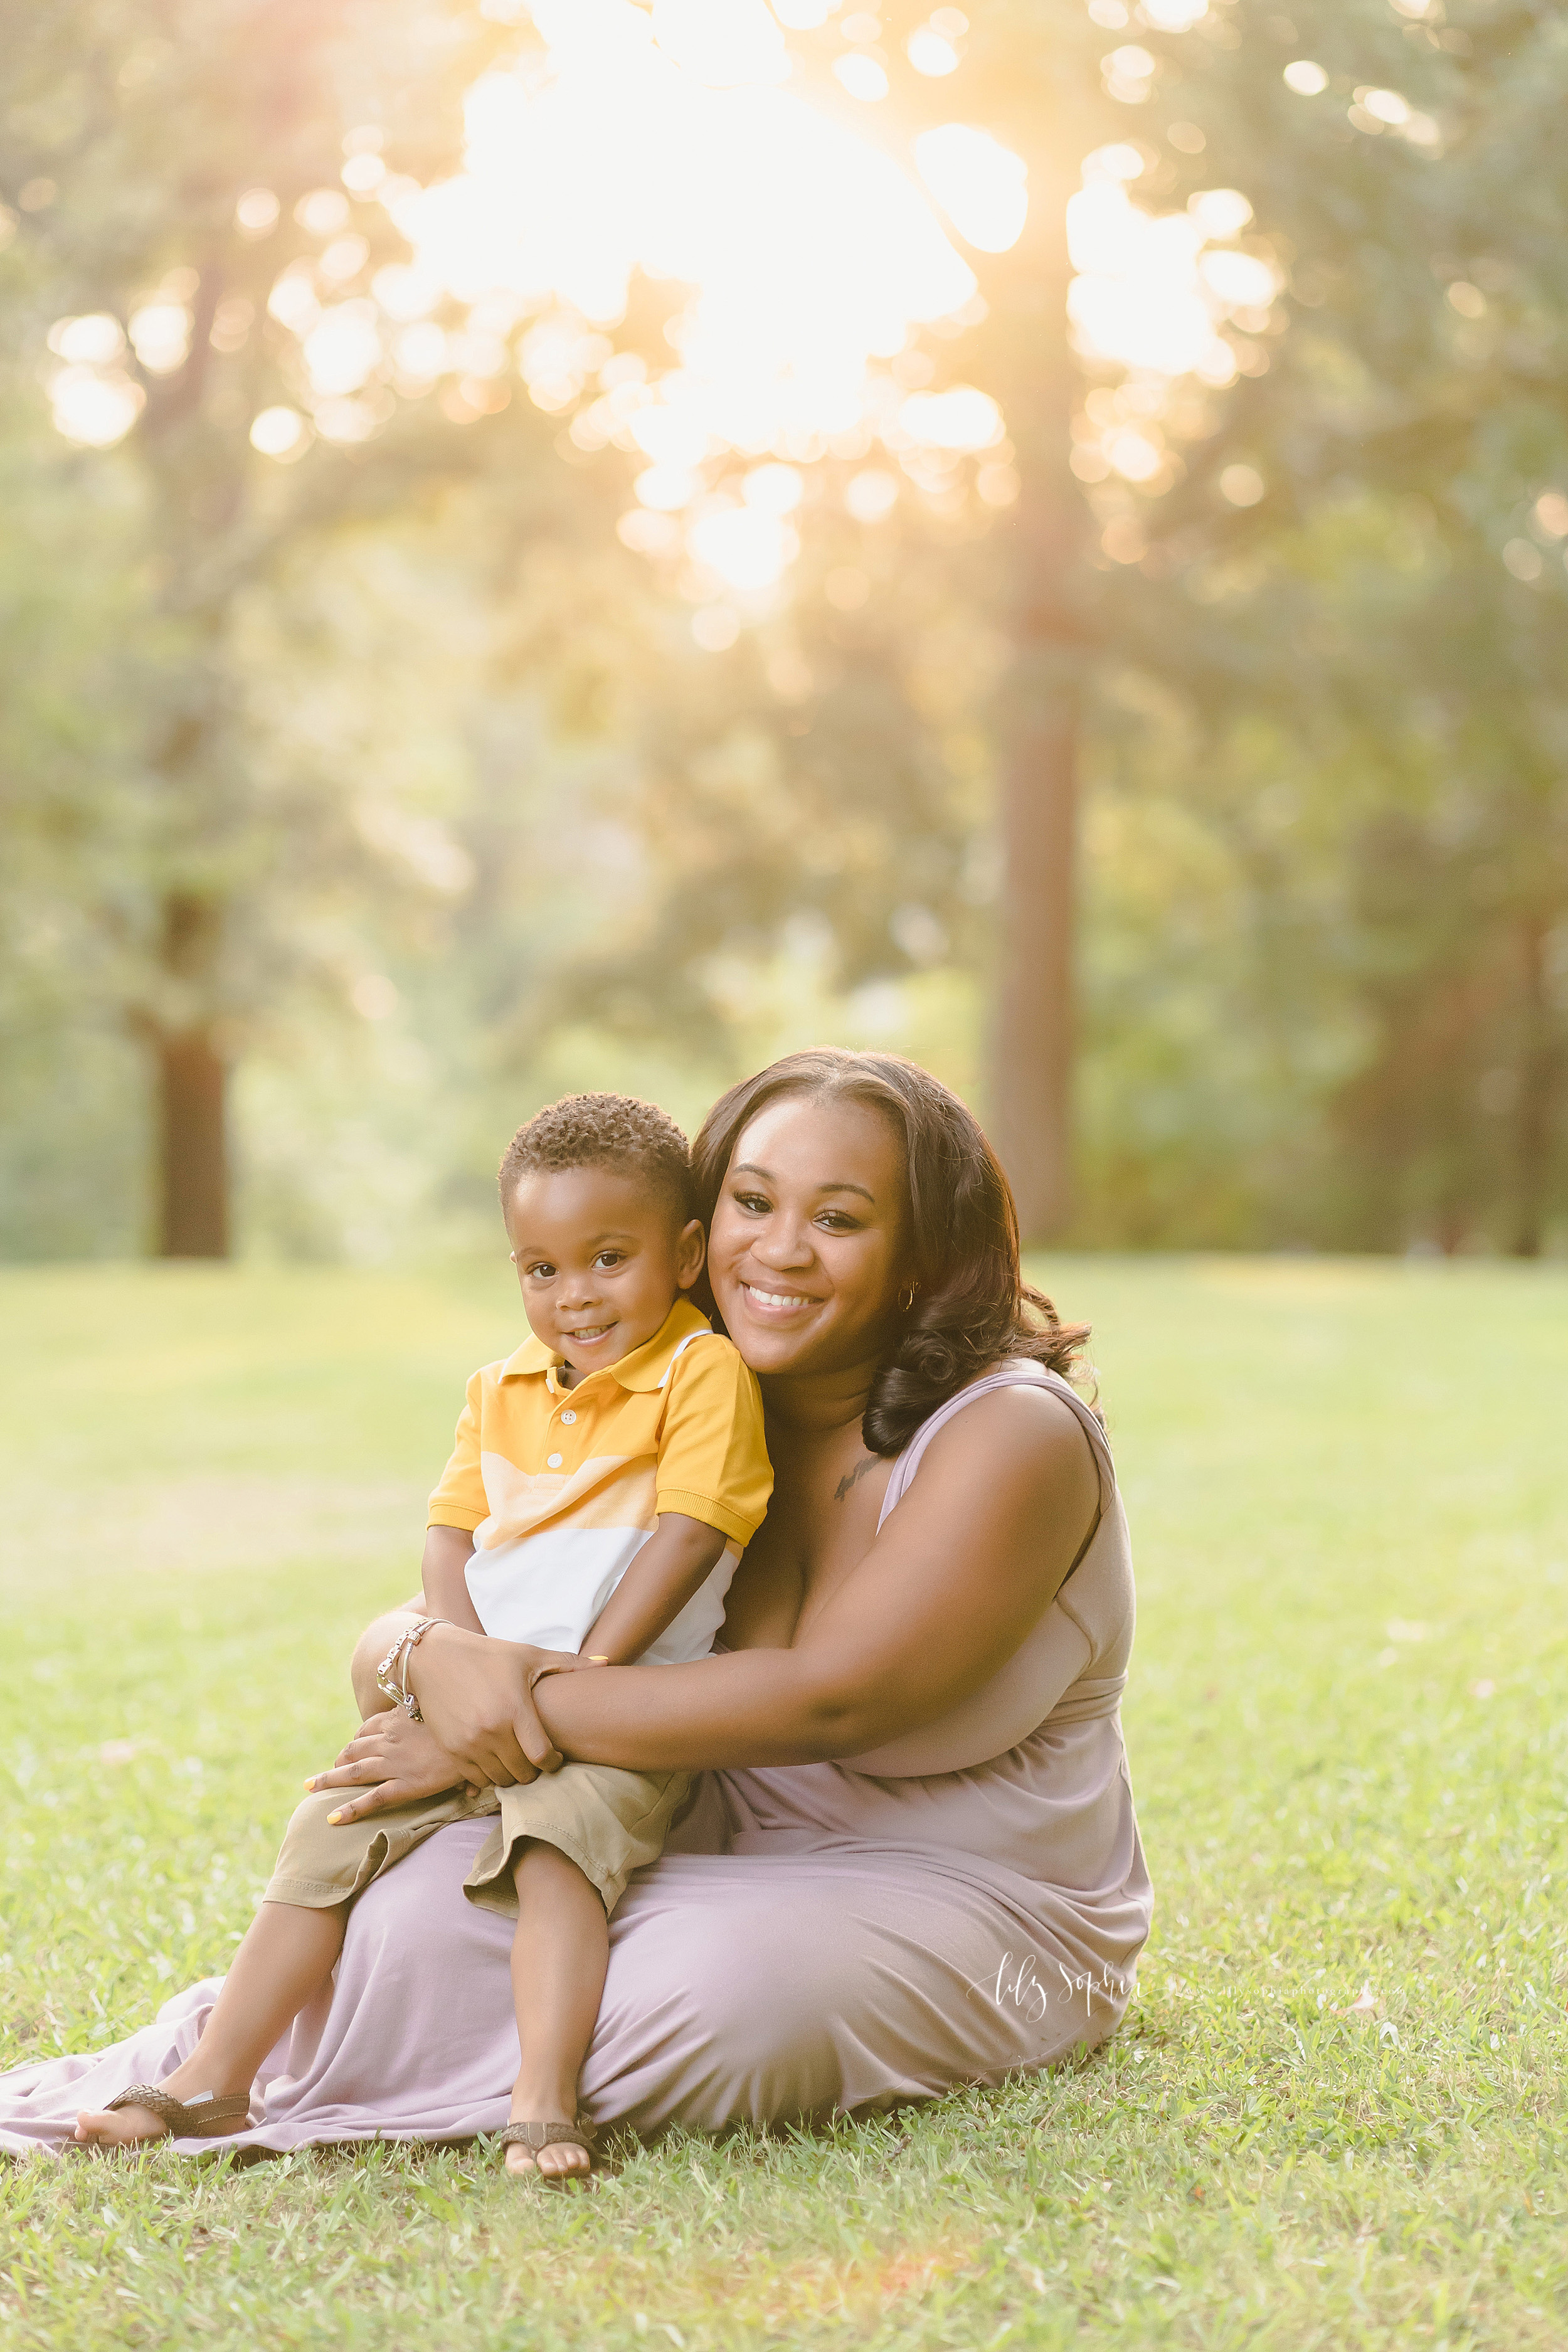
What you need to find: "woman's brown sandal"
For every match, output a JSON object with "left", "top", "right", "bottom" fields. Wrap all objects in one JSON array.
[
  {"left": 498, "top": 2119, "right": 596, "bottom": 2181},
  {"left": 101, "top": 2085, "right": 253, "bottom": 2139}
]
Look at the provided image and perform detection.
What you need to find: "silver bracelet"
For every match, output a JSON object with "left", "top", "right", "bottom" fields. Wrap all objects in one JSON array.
[{"left": 374, "top": 1617, "right": 438, "bottom": 1721}]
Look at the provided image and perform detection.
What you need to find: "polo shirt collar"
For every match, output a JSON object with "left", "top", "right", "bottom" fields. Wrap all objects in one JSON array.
[{"left": 499, "top": 1296, "right": 712, "bottom": 1391}]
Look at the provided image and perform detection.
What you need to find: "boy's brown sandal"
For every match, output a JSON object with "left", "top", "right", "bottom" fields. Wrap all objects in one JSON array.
[
  {"left": 102, "top": 2085, "right": 253, "bottom": 2139},
  {"left": 498, "top": 2119, "right": 596, "bottom": 2176}
]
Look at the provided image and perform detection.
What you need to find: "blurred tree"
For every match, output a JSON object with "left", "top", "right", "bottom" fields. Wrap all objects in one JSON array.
[
  {"left": 572, "top": 0, "right": 1568, "bottom": 1252},
  {"left": 0, "top": 0, "right": 531, "bottom": 1254},
  {"left": 961, "top": 4, "right": 1110, "bottom": 1238},
  {"left": 1088, "top": 0, "right": 1568, "bottom": 1251},
  {"left": 517, "top": 1, "right": 1120, "bottom": 1237},
  {"left": 5, "top": 0, "right": 1565, "bottom": 1263}
]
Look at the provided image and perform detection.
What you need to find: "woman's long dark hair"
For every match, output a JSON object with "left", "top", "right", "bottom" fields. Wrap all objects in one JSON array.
[{"left": 691, "top": 1047, "right": 1091, "bottom": 1456}]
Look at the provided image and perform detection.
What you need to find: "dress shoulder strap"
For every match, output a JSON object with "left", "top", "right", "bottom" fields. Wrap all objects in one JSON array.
[{"left": 876, "top": 1360, "right": 1113, "bottom": 1533}]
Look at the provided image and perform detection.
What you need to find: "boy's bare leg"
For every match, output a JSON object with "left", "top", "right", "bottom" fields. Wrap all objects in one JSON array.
[
  {"left": 75, "top": 1901, "right": 348, "bottom": 2146},
  {"left": 507, "top": 1842, "right": 608, "bottom": 2183}
]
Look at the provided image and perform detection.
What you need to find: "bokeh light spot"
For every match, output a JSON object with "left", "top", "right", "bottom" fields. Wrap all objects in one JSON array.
[
  {"left": 744, "top": 462, "right": 805, "bottom": 512},
  {"left": 977, "top": 461, "right": 1020, "bottom": 506},
  {"left": 127, "top": 303, "right": 191, "bottom": 374},
  {"left": 250, "top": 406, "right": 312, "bottom": 460},
  {"left": 898, "top": 384, "right": 1003, "bottom": 450},
  {"left": 303, "top": 302, "right": 382, "bottom": 397},
  {"left": 1103, "top": 45, "right": 1156, "bottom": 102},
  {"left": 688, "top": 502, "right": 800, "bottom": 588},
  {"left": 48, "top": 314, "right": 125, "bottom": 365},
  {"left": 914, "top": 125, "right": 1028, "bottom": 252},
  {"left": 1219, "top": 462, "right": 1264, "bottom": 506},
  {"left": 908, "top": 28, "right": 960, "bottom": 75},
  {"left": 637, "top": 464, "right": 701, "bottom": 510},
  {"left": 50, "top": 368, "right": 144, "bottom": 447},
  {"left": 1084, "top": 144, "right": 1145, "bottom": 183},
  {"left": 834, "top": 54, "right": 890, "bottom": 100},
  {"left": 691, "top": 602, "right": 741, "bottom": 647},
  {"left": 236, "top": 186, "right": 280, "bottom": 235},
  {"left": 296, "top": 188, "right": 351, "bottom": 236},
  {"left": 1187, "top": 187, "right": 1253, "bottom": 239},
  {"left": 845, "top": 467, "right": 899, "bottom": 521}
]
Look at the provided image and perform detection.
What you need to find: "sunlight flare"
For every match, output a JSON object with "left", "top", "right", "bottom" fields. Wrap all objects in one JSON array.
[{"left": 41, "top": 0, "right": 1265, "bottom": 578}]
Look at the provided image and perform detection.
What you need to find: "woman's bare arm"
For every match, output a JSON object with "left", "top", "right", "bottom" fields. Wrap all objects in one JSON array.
[{"left": 406, "top": 1387, "right": 1099, "bottom": 1776}]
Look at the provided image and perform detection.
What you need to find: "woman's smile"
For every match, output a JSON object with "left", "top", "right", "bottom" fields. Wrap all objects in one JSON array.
[{"left": 737, "top": 1281, "right": 822, "bottom": 1317}]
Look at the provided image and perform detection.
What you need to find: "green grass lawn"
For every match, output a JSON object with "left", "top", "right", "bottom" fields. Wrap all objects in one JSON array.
[{"left": 1, "top": 1254, "right": 1564, "bottom": 2350}]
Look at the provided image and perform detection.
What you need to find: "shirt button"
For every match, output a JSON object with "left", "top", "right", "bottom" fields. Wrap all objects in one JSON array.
[
  {"left": 560, "top": 1410, "right": 576, "bottom": 1424},
  {"left": 546, "top": 1453, "right": 563, "bottom": 1469}
]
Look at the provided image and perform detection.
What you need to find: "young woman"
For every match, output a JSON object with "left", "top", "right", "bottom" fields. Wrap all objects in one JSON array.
[{"left": 0, "top": 1051, "right": 1151, "bottom": 2164}]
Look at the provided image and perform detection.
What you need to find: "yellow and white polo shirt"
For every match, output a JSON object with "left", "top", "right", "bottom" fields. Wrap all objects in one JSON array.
[{"left": 428, "top": 1298, "right": 771, "bottom": 1663}]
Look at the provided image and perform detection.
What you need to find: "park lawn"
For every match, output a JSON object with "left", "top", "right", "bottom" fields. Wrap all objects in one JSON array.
[{"left": 0, "top": 1254, "right": 1564, "bottom": 2352}]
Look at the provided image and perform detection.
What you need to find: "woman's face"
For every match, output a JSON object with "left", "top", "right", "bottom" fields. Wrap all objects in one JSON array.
[{"left": 707, "top": 1091, "right": 909, "bottom": 1377}]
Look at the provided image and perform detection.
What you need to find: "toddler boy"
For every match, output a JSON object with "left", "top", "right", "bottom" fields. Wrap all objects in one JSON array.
[{"left": 77, "top": 1094, "right": 770, "bottom": 2183}]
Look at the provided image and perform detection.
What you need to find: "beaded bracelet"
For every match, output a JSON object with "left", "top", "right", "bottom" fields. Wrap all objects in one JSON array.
[{"left": 374, "top": 1616, "right": 439, "bottom": 1722}]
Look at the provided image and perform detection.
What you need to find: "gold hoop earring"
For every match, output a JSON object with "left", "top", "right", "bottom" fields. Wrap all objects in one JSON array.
[{"left": 898, "top": 1282, "right": 918, "bottom": 1312}]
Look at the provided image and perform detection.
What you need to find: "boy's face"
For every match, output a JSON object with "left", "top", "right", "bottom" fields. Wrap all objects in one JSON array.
[{"left": 504, "top": 1163, "right": 704, "bottom": 1382}]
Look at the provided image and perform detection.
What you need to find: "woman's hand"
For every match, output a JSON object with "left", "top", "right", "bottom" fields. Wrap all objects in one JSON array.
[
  {"left": 403, "top": 1621, "right": 585, "bottom": 1786},
  {"left": 305, "top": 1711, "right": 475, "bottom": 1825}
]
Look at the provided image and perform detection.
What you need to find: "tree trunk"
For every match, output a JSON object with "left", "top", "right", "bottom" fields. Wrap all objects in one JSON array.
[
  {"left": 156, "top": 1026, "right": 230, "bottom": 1257},
  {"left": 1512, "top": 911, "right": 1556, "bottom": 1259},
  {"left": 993, "top": 711, "right": 1078, "bottom": 1241},
  {"left": 986, "top": 163, "right": 1086, "bottom": 1245},
  {"left": 153, "top": 891, "right": 230, "bottom": 1258}
]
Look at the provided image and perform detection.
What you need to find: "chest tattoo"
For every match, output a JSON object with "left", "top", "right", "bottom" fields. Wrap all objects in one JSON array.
[{"left": 834, "top": 1453, "right": 879, "bottom": 1504}]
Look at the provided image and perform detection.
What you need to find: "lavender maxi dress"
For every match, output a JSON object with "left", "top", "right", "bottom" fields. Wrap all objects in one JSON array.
[{"left": 0, "top": 1368, "right": 1152, "bottom": 2156}]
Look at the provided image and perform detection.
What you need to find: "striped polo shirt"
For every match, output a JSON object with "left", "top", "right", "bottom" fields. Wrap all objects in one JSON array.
[{"left": 427, "top": 1298, "right": 771, "bottom": 1663}]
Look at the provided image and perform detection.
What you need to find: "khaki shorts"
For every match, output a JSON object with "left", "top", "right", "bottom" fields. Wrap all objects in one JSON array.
[{"left": 265, "top": 1760, "right": 691, "bottom": 1919}]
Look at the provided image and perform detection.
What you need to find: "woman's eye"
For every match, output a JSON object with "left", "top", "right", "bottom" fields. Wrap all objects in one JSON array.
[
  {"left": 816, "top": 1212, "right": 859, "bottom": 1232},
  {"left": 734, "top": 1192, "right": 771, "bottom": 1214}
]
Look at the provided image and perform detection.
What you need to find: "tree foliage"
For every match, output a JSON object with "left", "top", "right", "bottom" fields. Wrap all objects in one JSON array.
[{"left": 2, "top": 0, "right": 1564, "bottom": 1259}]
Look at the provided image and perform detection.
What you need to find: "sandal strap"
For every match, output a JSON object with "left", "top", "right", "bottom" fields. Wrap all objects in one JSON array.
[
  {"left": 499, "top": 2119, "right": 595, "bottom": 2154},
  {"left": 104, "top": 2085, "right": 252, "bottom": 2138}
]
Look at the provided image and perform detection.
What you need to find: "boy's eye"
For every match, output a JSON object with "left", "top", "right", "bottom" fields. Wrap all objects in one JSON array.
[
  {"left": 526, "top": 1261, "right": 555, "bottom": 1280},
  {"left": 594, "top": 1251, "right": 625, "bottom": 1269}
]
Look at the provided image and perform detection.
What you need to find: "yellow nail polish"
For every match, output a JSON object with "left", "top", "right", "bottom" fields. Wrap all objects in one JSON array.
[
  {"left": 304, "top": 1776, "right": 315, "bottom": 1789},
  {"left": 327, "top": 1809, "right": 343, "bottom": 1824}
]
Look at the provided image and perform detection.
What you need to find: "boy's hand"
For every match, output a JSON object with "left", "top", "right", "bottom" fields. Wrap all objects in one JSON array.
[{"left": 306, "top": 1711, "right": 476, "bottom": 1823}]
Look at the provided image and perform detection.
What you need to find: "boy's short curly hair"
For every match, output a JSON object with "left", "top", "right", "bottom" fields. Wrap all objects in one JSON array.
[{"left": 498, "top": 1093, "right": 694, "bottom": 1227}]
